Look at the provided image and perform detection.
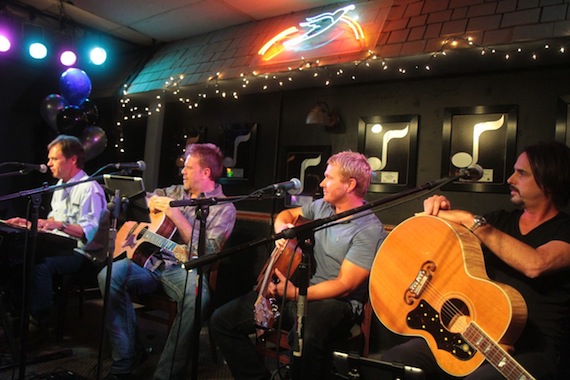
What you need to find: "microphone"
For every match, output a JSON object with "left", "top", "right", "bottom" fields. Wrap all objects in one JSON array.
[
  {"left": 266, "top": 178, "right": 302, "bottom": 194},
  {"left": 109, "top": 161, "right": 146, "bottom": 171},
  {"left": 457, "top": 164, "right": 484, "bottom": 181},
  {"left": 12, "top": 162, "right": 48, "bottom": 174}
]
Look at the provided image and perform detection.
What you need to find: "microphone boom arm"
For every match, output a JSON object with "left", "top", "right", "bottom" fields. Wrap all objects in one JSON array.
[{"left": 183, "top": 173, "right": 462, "bottom": 269}]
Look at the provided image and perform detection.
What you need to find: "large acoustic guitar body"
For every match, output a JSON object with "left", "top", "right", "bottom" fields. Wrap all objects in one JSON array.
[
  {"left": 114, "top": 211, "right": 178, "bottom": 267},
  {"left": 370, "top": 215, "right": 530, "bottom": 378}
]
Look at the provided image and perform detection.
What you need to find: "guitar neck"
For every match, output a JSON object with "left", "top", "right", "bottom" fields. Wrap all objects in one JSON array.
[
  {"left": 141, "top": 228, "right": 179, "bottom": 254},
  {"left": 463, "top": 323, "right": 536, "bottom": 380}
]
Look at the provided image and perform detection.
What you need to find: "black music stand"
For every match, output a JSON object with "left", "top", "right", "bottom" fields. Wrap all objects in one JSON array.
[
  {"left": 96, "top": 175, "right": 150, "bottom": 380},
  {"left": 103, "top": 175, "right": 150, "bottom": 224}
]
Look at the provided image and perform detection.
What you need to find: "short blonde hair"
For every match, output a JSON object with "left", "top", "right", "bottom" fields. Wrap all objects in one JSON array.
[{"left": 327, "top": 151, "right": 371, "bottom": 197}]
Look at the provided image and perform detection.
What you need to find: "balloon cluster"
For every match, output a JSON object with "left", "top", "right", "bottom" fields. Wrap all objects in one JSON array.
[{"left": 40, "top": 68, "right": 108, "bottom": 161}]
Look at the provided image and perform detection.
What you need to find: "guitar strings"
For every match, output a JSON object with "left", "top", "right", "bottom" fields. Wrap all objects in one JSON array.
[{"left": 418, "top": 281, "right": 534, "bottom": 379}]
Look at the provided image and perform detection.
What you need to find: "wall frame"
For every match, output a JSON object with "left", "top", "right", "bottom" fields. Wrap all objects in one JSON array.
[
  {"left": 555, "top": 95, "right": 570, "bottom": 146},
  {"left": 357, "top": 114, "right": 419, "bottom": 193},
  {"left": 442, "top": 105, "right": 517, "bottom": 193},
  {"left": 218, "top": 123, "right": 257, "bottom": 185},
  {"left": 283, "top": 145, "right": 331, "bottom": 207}
]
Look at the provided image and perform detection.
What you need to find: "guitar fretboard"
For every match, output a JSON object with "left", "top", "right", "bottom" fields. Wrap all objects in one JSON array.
[
  {"left": 141, "top": 227, "right": 178, "bottom": 253},
  {"left": 463, "top": 323, "right": 535, "bottom": 380}
]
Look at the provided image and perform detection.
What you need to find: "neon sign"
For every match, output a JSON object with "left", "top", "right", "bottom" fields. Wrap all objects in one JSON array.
[{"left": 258, "top": 4, "right": 365, "bottom": 61}]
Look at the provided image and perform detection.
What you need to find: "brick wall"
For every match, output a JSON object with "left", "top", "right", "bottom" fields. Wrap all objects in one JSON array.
[{"left": 127, "top": 0, "right": 570, "bottom": 93}]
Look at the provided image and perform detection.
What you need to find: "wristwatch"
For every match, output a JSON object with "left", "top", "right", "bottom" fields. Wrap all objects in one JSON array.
[
  {"left": 61, "top": 221, "right": 69, "bottom": 231},
  {"left": 468, "top": 215, "right": 487, "bottom": 233}
]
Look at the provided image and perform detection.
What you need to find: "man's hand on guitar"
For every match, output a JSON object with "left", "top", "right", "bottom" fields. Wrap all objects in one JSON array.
[
  {"left": 274, "top": 222, "right": 295, "bottom": 250},
  {"left": 148, "top": 195, "right": 183, "bottom": 220},
  {"left": 422, "top": 195, "right": 452, "bottom": 216},
  {"left": 267, "top": 268, "right": 298, "bottom": 300},
  {"left": 419, "top": 195, "right": 476, "bottom": 231}
]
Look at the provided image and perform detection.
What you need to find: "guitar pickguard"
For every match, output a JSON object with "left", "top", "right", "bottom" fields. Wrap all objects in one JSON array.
[{"left": 407, "top": 300, "right": 476, "bottom": 361}]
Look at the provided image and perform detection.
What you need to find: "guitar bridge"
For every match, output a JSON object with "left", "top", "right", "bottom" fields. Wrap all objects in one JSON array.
[{"left": 404, "top": 260, "right": 436, "bottom": 305}]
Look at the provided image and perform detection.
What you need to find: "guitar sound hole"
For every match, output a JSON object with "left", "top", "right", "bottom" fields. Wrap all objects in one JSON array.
[
  {"left": 441, "top": 298, "right": 470, "bottom": 333},
  {"left": 137, "top": 227, "right": 148, "bottom": 239}
]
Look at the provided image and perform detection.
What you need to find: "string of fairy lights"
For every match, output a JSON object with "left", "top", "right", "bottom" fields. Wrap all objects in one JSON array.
[{"left": 112, "top": 36, "right": 570, "bottom": 155}]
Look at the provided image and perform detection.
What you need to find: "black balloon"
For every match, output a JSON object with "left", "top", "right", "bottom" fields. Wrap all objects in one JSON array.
[
  {"left": 40, "top": 94, "right": 68, "bottom": 131},
  {"left": 56, "top": 105, "right": 88, "bottom": 136},
  {"left": 80, "top": 126, "right": 108, "bottom": 161},
  {"left": 81, "top": 99, "right": 99, "bottom": 125}
]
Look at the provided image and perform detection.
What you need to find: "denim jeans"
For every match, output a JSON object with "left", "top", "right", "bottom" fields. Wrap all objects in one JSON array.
[
  {"left": 210, "top": 290, "right": 356, "bottom": 380},
  {"left": 31, "top": 250, "right": 92, "bottom": 320},
  {"left": 98, "top": 258, "right": 210, "bottom": 379}
]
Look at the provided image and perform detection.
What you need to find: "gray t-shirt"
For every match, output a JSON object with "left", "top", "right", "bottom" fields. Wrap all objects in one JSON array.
[{"left": 301, "top": 198, "right": 386, "bottom": 306}]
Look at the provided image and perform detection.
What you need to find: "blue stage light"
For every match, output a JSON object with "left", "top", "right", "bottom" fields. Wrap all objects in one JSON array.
[{"left": 89, "top": 46, "right": 107, "bottom": 65}]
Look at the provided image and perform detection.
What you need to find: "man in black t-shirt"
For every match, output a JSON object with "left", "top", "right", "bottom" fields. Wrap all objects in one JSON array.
[{"left": 381, "top": 141, "right": 570, "bottom": 380}]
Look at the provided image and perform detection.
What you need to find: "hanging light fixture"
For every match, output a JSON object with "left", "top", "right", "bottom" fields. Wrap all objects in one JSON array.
[{"left": 306, "top": 102, "right": 342, "bottom": 132}]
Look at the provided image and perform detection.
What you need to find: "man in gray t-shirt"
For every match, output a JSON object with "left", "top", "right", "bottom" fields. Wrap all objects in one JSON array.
[{"left": 211, "top": 151, "right": 387, "bottom": 380}]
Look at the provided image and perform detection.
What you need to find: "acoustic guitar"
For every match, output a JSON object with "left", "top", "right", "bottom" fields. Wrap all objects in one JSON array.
[
  {"left": 370, "top": 215, "right": 535, "bottom": 379},
  {"left": 253, "top": 215, "right": 307, "bottom": 337},
  {"left": 114, "top": 211, "right": 188, "bottom": 267}
]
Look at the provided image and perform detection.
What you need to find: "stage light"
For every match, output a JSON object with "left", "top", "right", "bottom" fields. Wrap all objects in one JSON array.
[
  {"left": 29, "top": 41, "right": 47, "bottom": 59},
  {"left": 60, "top": 50, "right": 77, "bottom": 66},
  {"left": 23, "top": 23, "right": 49, "bottom": 60},
  {"left": 0, "top": 34, "right": 11, "bottom": 52},
  {"left": 89, "top": 46, "right": 107, "bottom": 65},
  {"left": 0, "top": 17, "right": 14, "bottom": 53}
]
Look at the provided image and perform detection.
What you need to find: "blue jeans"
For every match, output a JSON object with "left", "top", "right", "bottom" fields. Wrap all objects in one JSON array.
[
  {"left": 31, "top": 250, "right": 92, "bottom": 320},
  {"left": 97, "top": 258, "right": 210, "bottom": 379},
  {"left": 210, "top": 290, "right": 356, "bottom": 380}
]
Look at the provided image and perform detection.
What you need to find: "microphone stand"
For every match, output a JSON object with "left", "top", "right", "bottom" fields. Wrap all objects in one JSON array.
[
  {"left": 96, "top": 189, "right": 122, "bottom": 380},
  {"left": 190, "top": 200, "right": 208, "bottom": 380},
  {"left": 168, "top": 193, "right": 278, "bottom": 380},
  {"left": 0, "top": 170, "right": 35, "bottom": 178},
  {"left": 290, "top": 226, "right": 314, "bottom": 379}
]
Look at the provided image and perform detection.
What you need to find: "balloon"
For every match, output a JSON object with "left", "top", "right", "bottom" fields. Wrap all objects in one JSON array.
[
  {"left": 59, "top": 68, "right": 92, "bottom": 106},
  {"left": 81, "top": 99, "right": 99, "bottom": 125},
  {"left": 80, "top": 126, "right": 108, "bottom": 161},
  {"left": 40, "top": 94, "right": 68, "bottom": 131},
  {"left": 56, "top": 105, "right": 87, "bottom": 135}
]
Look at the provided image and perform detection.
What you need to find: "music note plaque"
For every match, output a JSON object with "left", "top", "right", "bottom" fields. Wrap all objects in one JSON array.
[
  {"left": 357, "top": 114, "right": 419, "bottom": 193},
  {"left": 283, "top": 146, "right": 331, "bottom": 207},
  {"left": 442, "top": 105, "right": 517, "bottom": 193},
  {"left": 218, "top": 123, "right": 257, "bottom": 185}
]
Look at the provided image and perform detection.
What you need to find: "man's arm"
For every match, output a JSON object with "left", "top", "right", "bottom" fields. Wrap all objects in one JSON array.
[
  {"left": 272, "top": 259, "right": 369, "bottom": 301},
  {"left": 148, "top": 195, "right": 193, "bottom": 244},
  {"left": 468, "top": 215, "right": 570, "bottom": 278},
  {"left": 423, "top": 195, "right": 570, "bottom": 278},
  {"left": 274, "top": 207, "right": 303, "bottom": 234},
  {"left": 268, "top": 259, "right": 370, "bottom": 301}
]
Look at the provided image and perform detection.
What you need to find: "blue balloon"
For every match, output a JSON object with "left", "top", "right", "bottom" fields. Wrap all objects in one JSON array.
[{"left": 59, "top": 68, "right": 92, "bottom": 106}]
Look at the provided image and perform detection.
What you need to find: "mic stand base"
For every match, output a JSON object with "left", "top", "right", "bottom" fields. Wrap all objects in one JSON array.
[{"left": 0, "top": 349, "right": 73, "bottom": 372}]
